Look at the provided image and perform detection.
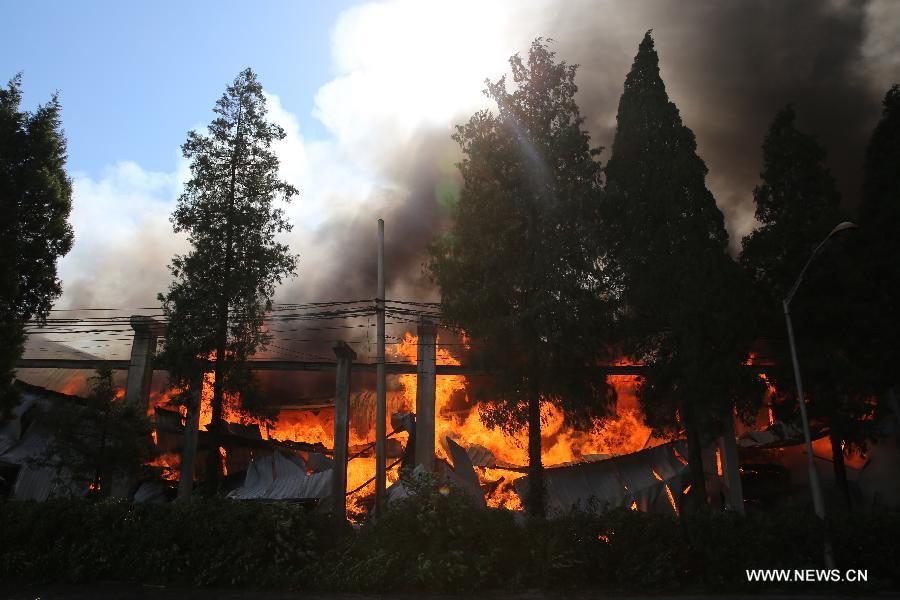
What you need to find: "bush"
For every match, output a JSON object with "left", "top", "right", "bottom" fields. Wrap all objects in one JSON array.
[
  {"left": 0, "top": 497, "right": 343, "bottom": 587},
  {"left": 309, "top": 473, "right": 529, "bottom": 592},
  {"left": 1, "top": 490, "right": 897, "bottom": 592}
]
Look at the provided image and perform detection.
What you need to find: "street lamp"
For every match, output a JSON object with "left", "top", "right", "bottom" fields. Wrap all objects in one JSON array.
[{"left": 783, "top": 220, "right": 857, "bottom": 569}]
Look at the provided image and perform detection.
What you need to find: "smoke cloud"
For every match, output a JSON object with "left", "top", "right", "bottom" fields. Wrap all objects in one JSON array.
[{"left": 38, "top": 0, "right": 898, "bottom": 401}]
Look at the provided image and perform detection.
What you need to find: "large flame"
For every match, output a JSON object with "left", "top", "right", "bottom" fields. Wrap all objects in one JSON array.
[{"left": 142, "top": 333, "right": 656, "bottom": 512}]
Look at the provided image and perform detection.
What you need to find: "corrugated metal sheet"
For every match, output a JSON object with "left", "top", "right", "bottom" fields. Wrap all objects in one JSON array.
[
  {"left": 227, "top": 451, "right": 332, "bottom": 501},
  {"left": 514, "top": 440, "right": 690, "bottom": 515},
  {"left": 1, "top": 388, "right": 86, "bottom": 500}
]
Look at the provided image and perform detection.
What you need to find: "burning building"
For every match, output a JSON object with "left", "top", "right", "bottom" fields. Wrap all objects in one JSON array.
[{"left": 9, "top": 318, "right": 900, "bottom": 519}]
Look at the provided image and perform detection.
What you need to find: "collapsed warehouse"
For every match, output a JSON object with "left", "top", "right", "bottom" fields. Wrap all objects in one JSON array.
[{"left": 6, "top": 317, "right": 900, "bottom": 518}]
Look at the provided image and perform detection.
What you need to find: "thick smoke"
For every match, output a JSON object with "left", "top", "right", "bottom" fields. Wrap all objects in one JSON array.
[
  {"left": 34, "top": 0, "right": 898, "bottom": 402},
  {"left": 231, "top": 0, "right": 900, "bottom": 401},
  {"left": 284, "top": 0, "right": 898, "bottom": 312}
]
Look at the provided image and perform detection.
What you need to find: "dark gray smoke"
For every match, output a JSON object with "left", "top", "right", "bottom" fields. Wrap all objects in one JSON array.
[{"left": 265, "top": 0, "right": 897, "bottom": 401}]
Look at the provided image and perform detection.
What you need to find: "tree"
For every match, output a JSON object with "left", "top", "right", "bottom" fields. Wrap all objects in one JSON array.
[
  {"left": 33, "top": 368, "right": 151, "bottom": 495},
  {"left": 158, "top": 68, "right": 297, "bottom": 489},
  {"left": 429, "top": 40, "right": 618, "bottom": 517},
  {"left": 858, "top": 84, "right": 900, "bottom": 394},
  {"left": 604, "top": 32, "right": 765, "bottom": 509},
  {"left": 0, "top": 74, "right": 74, "bottom": 416},
  {"left": 741, "top": 105, "right": 874, "bottom": 505}
]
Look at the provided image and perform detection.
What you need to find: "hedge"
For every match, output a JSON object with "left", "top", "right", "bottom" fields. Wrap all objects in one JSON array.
[{"left": 1, "top": 483, "right": 897, "bottom": 592}]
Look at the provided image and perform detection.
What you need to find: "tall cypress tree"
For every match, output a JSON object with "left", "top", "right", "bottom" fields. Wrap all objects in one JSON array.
[
  {"left": 0, "top": 74, "right": 74, "bottom": 416},
  {"left": 159, "top": 68, "right": 297, "bottom": 489},
  {"left": 430, "top": 40, "right": 618, "bottom": 517},
  {"left": 741, "top": 105, "right": 873, "bottom": 505},
  {"left": 604, "top": 32, "right": 763, "bottom": 509},
  {"left": 858, "top": 84, "right": 900, "bottom": 393}
]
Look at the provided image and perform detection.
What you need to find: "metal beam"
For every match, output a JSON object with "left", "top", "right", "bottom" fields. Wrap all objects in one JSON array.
[{"left": 16, "top": 358, "right": 771, "bottom": 376}]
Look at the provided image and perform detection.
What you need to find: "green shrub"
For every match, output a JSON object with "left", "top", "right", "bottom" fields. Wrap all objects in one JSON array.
[
  {"left": 309, "top": 473, "right": 529, "bottom": 592},
  {"left": 0, "top": 497, "right": 343, "bottom": 587},
  {"left": 1, "top": 492, "right": 897, "bottom": 592}
]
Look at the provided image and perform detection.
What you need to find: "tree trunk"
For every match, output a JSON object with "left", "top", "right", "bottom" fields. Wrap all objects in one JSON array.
[
  {"left": 682, "top": 400, "right": 708, "bottom": 511},
  {"left": 204, "top": 97, "right": 243, "bottom": 491},
  {"left": 527, "top": 378, "right": 545, "bottom": 518},
  {"left": 830, "top": 429, "right": 851, "bottom": 508}
]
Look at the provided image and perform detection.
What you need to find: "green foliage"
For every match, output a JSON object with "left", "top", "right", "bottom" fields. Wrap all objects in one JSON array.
[
  {"left": 0, "top": 74, "right": 74, "bottom": 416},
  {"left": 311, "top": 474, "right": 529, "bottom": 592},
  {"left": 603, "top": 32, "right": 764, "bottom": 503},
  {"left": 30, "top": 368, "right": 152, "bottom": 494},
  {"left": 158, "top": 68, "right": 298, "bottom": 482},
  {"left": 0, "top": 498, "right": 340, "bottom": 587},
  {"left": 2, "top": 496, "right": 896, "bottom": 592},
  {"left": 429, "top": 39, "right": 618, "bottom": 516},
  {"left": 740, "top": 105, "right": 876, "bottom": 462}
]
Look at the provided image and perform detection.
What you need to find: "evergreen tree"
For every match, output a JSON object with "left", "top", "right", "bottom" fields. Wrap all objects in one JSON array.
[
  {"left": 858, "top": 84, "right": 900, "bottom": 393},
  {"left": 0, "top": 75, "right": 74, "bottom": 417},
  {"left": 158, "top": 68, "right": 297, "bottom": 489},
  {"left": 604, "top": 32, "right": 764, "bottom": 509},
  {"left": 741, "top": 105, "right": 874, "bottom": 505},
  {"left": 430, "top": 40, "right": 618, "bottom": 517},
  {"left": 33, "top": 368, "right": 152, "bottom": 495}
]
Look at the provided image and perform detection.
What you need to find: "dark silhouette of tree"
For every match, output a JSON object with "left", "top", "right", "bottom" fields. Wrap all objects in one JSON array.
[
  {"left": 741, "top": 105, "right": 874, "bottom": 506},
  {"left": 430, "top": 39, "right": 618, "bottom": 517},
  {"left": 33, "top": 368, "right": 151, "bottom": 495},
  {"left": 858, "top": 84, "right": 900, "bottom": 397},
  {"left": 604, "top": 32, "right": 764, "bottom": 509},
  {"left": 158, "top": 68, "right": 297, "bottom": 490},
  {"left": 0, "top": 75, "right": 74, "bottom": 417}
]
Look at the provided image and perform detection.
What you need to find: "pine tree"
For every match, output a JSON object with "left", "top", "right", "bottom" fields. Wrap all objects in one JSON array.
[
  {"left": 158, "top": 68, "right": 297, "bottom": 489},
  {"left": 430, "top": 40, "right": 618, "bottom": 517},
  {"left": 0, "top": 74, "right": 74, "bottom": 416},
  {"left": 741, "top": 105, "right": 874, "bottom": 506},
  {"left": 858, "top": 84, "right": 900, "bottom": 393},
  {"left": 604, "top": 32, "right": 764, "bottom": 509}
]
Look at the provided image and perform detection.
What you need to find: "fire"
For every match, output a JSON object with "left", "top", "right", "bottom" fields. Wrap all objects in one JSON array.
[
  {"left": 143, "top": 332, "right": 657, "bottom": 514},
  {"left": 147, "top": 452, "right": 181, "bottom": 481},
  {"left": 389, "top": 332, "right": 655, "bottom": 509}
]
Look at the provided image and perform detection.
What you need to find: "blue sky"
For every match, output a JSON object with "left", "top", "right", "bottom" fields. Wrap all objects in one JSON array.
[{"left": 2, "top": 0, "right": 358, "bottom": 177}]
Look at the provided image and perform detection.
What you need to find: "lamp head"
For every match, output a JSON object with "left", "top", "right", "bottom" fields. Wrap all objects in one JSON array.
[{"left": 829, "top": 221, "right": 858, "bottom": 236}]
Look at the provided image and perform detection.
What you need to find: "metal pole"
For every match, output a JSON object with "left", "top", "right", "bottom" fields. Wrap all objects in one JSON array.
[
  {"left": 375, "top": 219, "right": 386, "bottom": 514},
  {"left": 177, "top": 369, "right": 203, "bottom": 502},
  {"left": 332, "top": 341, "right": 356, "bottom": 521},
  {"left": 783, "top": 299, "right": 835, "bottom": 569}
]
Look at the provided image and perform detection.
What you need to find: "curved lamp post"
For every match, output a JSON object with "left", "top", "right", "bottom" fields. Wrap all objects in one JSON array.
[{"left": 783, "top": 220, "right": 857, "bottom": 569}]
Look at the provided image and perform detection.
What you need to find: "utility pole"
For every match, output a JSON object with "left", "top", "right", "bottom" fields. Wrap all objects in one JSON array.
[{"left": 375, "top": 218, "right": 386, "bottom": 514}]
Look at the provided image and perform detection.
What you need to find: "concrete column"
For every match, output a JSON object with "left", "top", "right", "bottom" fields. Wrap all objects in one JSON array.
[
  {"left": 177, "top": 370, "right": 204, "bottom": 502},
  {"left": 125, "top": 315, "right": 166, "bottom": 411},
  {"left": 718, "top": 405, "right": 746, "bottom": 515},
  {"left": 414, "top": 323, "right": 437, "bottom": 471},
  {"left": 331, "top": 341, "right": 356, "bottom": 520}
]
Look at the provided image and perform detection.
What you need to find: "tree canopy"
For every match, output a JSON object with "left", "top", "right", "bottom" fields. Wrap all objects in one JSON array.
[
  {"left": 158, "top": 68, "right": 298, "bottom": 488},
  {"left": 604, "top": 32, "right": 764, "bottom": 507},
  {"left": 858, "top": 84, "right": 900, "bottom": 393},
  {"left": 430, "top": 39, "right": 618, "bottom": 517},
  {"left": 741, "top": 104, "right": 875, "bottom": 503},
  {"left": 0, "top": 74, "right": 73, "bottom": 416}
]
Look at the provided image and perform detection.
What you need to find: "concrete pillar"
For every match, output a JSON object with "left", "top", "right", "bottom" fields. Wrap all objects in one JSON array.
[
  {"left": 125, "top": 315, "right": 166, "bottom": 411},
  {"left": 331, "top": 341, "right": 356, "bottom": 520},
  {"left": 177, "top": 370, "right": 204, "bottom": 502},
  {"left": 414, "top": 323, "right": 437, "bottom": 471},
  {"left": 718, "top": 405, "right": 746, "bottom": 515}
]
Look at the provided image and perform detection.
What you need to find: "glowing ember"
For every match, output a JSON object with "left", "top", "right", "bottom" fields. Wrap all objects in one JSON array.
[{"left": 664, "top": 483, "right": 678, "bottom": 515}]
